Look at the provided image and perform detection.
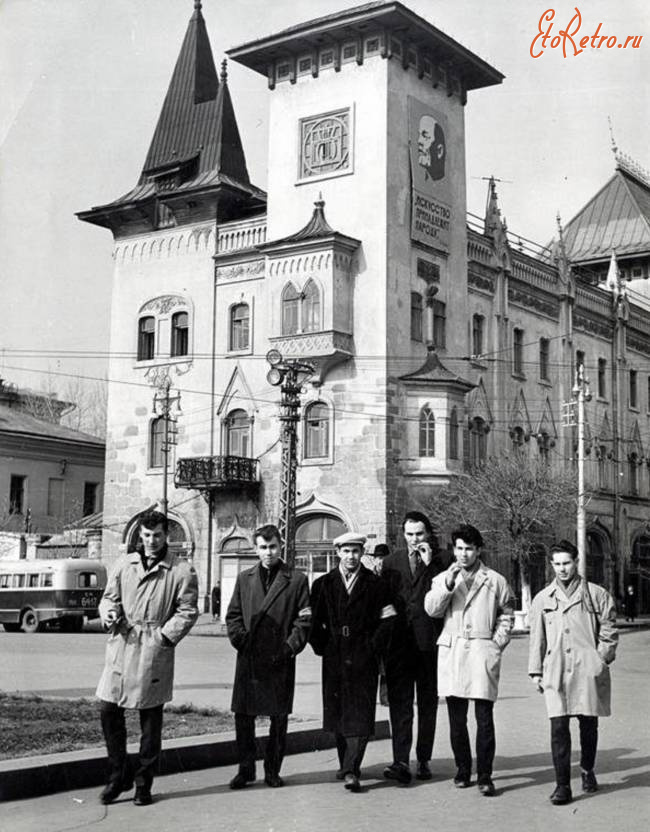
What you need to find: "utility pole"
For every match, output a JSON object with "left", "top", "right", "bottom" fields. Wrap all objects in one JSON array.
[
  {"left": 152, "top": 372, "right": 182, "bottom": 519},
  {"left": 574, "top": 364, "right": 591, "bottom": 579},
  {"left": 266, "top": 350, "right": 314, "bottom": 568}
]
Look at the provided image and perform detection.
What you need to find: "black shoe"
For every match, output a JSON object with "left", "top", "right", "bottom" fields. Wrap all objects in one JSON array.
[
  {"left": 416, "top": 761, "right": 433, "bottom": 781},
  {"left": 550, "top": 785, "right": 573, "bottom": 805},
  {"left": 99, "top": 778, "right": 133, "bottom": 805},
  {"left": 344, "top": 773, "right": 361, "bottom": 792},
  {"left": 264, "top": 773, "right": 284, "bottom": 788},
  {"left": 133, "top": 786, "right": 153, "bottom": 806},
  {"left": 478, "top": 778, "right": 496, "bottom": 796},
  {"left": 453, "top": 770, "right": 471, "bottom": 788},
  {"left": 383, "top": 762, "right": 412, "bottom": 784},
  {"left": 581, "top": 770, "right": 598, "bottom": 793},
  {"left": 229, "top": 770, "right": 256, "bottom": 790}
]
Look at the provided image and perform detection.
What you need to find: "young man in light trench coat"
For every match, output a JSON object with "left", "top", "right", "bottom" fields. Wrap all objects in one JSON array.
[
  {"left": 424, "top": 524, "right": 514, "bottom": 797},
  {"left": 528, "top": 540, "right": 618, "bottom": 805},
  {"left": 96, "top": 510, "right": 199, "bottom": 806}
]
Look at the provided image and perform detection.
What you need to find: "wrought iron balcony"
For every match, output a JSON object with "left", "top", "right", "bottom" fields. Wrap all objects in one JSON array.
[{"left": 175, "top": 455, "right": 259, "bottom": 492}]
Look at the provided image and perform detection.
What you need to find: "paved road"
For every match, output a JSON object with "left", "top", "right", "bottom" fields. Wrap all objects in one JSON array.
[{"left": 3, "top": 631, "right": 649, "bottom": 831}]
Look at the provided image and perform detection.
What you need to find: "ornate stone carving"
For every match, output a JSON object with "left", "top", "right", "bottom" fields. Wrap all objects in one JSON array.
[
  {"left": 508, "top": 287, "right": 559, "bottom": 319},
  {"left": 300, "top": 109, "right": 351, "bottom": 179},
  {"left": 627, "top": 331, "right": 650, "bottom": 357},
  {"left": 573, "top": 313, "right": 613, "bottom": 340},
  {"left": 468, "top": 271, "right": 495, "bottom": 293},
  {"left": 140, "top": 294, "right": 186, "bottom": 315},
  {"left": 216, "top": 260, "right": 265, "bottom": 281}
]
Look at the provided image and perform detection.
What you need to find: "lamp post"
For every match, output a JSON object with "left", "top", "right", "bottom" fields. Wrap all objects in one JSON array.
[
  {"left": 266, "top": 349, "right": 314, "bottom": 567},
  {"left": 150, "top": 369, "right": 182, "bottom": 519}
]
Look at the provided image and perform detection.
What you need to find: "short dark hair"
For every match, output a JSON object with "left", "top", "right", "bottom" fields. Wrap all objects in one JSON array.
[
  {"left": 254, "top": 524, "right": 282, "bottom": 545},
  {"left": 139, "top": 510, "right": 168, "bottom": 533},
  {"left": 550, "top": 540, "right": 578, "bottom": 560},
  {"left": 402, "top": 511, "right": 433, "bottom": 537},
  {"left": 450, "top": 524, "right": 484, "bottom": 548}
]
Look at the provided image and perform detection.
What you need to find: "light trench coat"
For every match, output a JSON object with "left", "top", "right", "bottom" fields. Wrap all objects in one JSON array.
[
  {"left": 96, "top": 549, "right": 199, "bottom": 709},
  {"left": 528, "top": 580, "right": 618, "bottom": 717},
  {"left": 424, "top": 562, "right": 514, "bottom": 702}
]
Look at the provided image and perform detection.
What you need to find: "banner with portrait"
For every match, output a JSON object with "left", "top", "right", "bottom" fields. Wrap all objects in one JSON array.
[{"left": 408, "top": 97, "right": 451, "bottom": 252}]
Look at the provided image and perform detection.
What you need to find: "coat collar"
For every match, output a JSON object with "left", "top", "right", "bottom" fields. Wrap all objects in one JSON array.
[
  {"left": 127, "top": 546, "right": 173, "bottom": 580},
  {"left": 247, "top": 561, "right": 291, "bottom": 615},
  {"left": 463, "top": 561, "right": 490, "bottom": 608},
  {"left": 542, "top": 579, "right": 585, "bottom": 612}
]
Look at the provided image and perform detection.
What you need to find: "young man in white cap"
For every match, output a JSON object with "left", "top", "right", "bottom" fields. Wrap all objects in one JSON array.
[{"left": 310, "top": 531, "right": 396, "bottom": 792}]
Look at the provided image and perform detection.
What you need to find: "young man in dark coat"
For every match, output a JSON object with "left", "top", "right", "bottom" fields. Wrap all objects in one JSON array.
[
  {"left": 381, "top": 511, "right": 443, "bottom": 784},
  {"left": 309, "top": 532, "right": 396, "bottom": 792},
  {"left": 226, "top": 524, "right": 311, "bottom": 789}
]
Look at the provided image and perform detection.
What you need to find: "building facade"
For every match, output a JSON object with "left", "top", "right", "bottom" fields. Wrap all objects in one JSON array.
[{"left": 79, "top": 1, "right": 650, "bottom": 612}]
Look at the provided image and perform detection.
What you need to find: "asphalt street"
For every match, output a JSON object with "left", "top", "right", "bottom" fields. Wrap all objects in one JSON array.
[{"left": 2, "top": 629, "right": 649, "bottom": 831}]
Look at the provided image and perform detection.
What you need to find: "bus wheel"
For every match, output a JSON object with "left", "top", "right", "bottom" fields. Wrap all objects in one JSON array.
[
  {"left": 20, "top": 609, "right": 41, "bottom": 634},
  {"left": 3, "top": 623, "right": 21, "bottom": 633}
]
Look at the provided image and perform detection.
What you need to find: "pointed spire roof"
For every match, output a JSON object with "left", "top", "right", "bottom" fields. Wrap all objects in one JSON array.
[
  {"left": 260, "top": 198, "right": 361, "bottom": 252},
  {"left": 400, "top": 347, "right": 473, "bottom": 391}
]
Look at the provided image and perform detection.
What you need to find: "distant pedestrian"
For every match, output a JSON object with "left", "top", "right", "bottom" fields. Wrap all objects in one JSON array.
[
  {"left": 226, "top": 524, "right": 311, "bottom": 789},
  {"left": 211, "top": 582, "right": 221, "bottom": 620},
  {"left": 310, "top": 532, "right": 396, "bottom": 792},
  {"left": 528, "top": 540, "right": 618, "bottom": 805},
  {"left": 424, "top": 524, "right": 514, "bottom": 797},
  {"left": 361, "top": 542, "right": 390, "bottom": 575},
  {"left": 381, "top": 511, "right": 443, "bottom": 784},
  {"left": 96, "top": 510, "right": 199, "bottom": 807},
  {"left": 624, "top": 584, "right": 637, "bottom": 622}
]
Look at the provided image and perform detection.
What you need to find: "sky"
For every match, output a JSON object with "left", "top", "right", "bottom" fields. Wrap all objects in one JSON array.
[{"left": 1, "top": 0, "right": 648, "bottom": 394}]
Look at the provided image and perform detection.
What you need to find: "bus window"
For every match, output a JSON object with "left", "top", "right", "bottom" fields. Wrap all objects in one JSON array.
[
  {"left": 28, "top": 574, "right": 40, "bottom": 588},
  {"left": 78, "top": 572, "right": 98, "bottom": 588},
  {"left": 11, "top": 574, "right": 25, "bottom": 588},
  {"left": 40, "top": 573, "right": 53, "bottom": 588},
  {"left": 0, "top": 575, "right": 10, "bottom": 588}
]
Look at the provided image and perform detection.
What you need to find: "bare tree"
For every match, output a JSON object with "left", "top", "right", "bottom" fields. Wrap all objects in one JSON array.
[
  {"left": 426, "top": 455, "right": 579, "bottom": 612},
  {"left": 59, "top": 377, "right": 108, "bottom": 439}
]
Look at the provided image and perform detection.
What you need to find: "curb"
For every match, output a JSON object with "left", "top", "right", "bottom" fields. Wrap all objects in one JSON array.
[{"left": 0, "top": 720, "right": 391, "bottom": 802}]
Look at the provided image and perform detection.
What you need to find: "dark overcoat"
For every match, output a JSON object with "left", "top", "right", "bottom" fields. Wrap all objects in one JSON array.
[
  {"left": 226, "top": 562, "right": 310, "bottom": 716},
  {"left": 309, "top": 566, "right": 394, "bottom": 736},
  {"left": 382, "top": 550, "right": 443, "bottom": 654}
]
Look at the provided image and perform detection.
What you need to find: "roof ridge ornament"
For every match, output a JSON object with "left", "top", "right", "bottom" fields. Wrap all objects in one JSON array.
[{"left": 220, "top": 58, "right": 228, "bottom": 84}]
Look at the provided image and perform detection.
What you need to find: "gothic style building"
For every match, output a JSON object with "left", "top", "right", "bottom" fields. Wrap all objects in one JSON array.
[{"left": 79, "top": 1, "right": 650, "bottom": 612}]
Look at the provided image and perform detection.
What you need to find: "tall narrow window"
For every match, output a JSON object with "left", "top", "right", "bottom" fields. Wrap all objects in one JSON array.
[
  {"left": 411, "top": 293, "right": 423, "bottom": 342},
  {"left": 171, "top": 311, "right": 189, "bottom": 357},
  {"left": 302, "top": 280, "right": 320, "bottom": 333},
  {"left": 598, "top": 358, "right": 607, "bottom": 398},
  {"left": 47, "top": 478, "right": 64, "bottom": 517},
  {"left": 537, "top": 432, "right": 552, "bottom": 464},
  {"left": 628, "top": 453, "right": 639, "bottom": 495},
  {"left": 513, "top": 328, "right": 524, "bottom": 375},
  {"left": 629, "top": 369, "right": 638, "bottom": 408},
  {"left": 230, "top": 304, "right": 250, "bottom": 351},
  {"left": 226, "top": 409, "right": 250, "bottom": 457},
  {"left": 282, "top": 284, "right": 300, "bottom": 335},
  {"left": 149, "top": 418, "right": 167, "bottom": 468},
  {"left": 472, "top": 314, "right": 484, "bottom": 357},
  {"left": 433, "top": 300, "right": 446, "bottom": 349},
  {"left": 468, "top": 417, "right": 488, "bottom": 467},
  {"left": 597, "top": 446, "right": 609, "bottom": 491},
  {"left": 9, "top": 475, "right": 26, "bottom": 514},
  {"left": 449, "top": 407, "right": 459, "bottom": 460},
  {"left": 539, "top": 338, "right": 550, "bottom": 381},
  {"left": 304, "top": 402, "right": 330, "bottom": 458},
  {"left": 419, "top": 406, "right": 435, "bottom": 457},
  {"left": 83, "top": 482, "right": 99, "bottom": 516},
  {"left": 575, "top": 349, "right": 585, "bottom": 381},
  {"left": 138, "top": 316, "right": 155, "bottom": 361}
]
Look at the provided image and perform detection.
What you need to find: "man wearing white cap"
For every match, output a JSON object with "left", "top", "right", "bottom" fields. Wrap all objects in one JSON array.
[{"left": 310, "top": 531, "right": 396, "bottom": 792}]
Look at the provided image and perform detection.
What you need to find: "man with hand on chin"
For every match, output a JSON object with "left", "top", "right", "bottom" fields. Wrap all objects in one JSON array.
[
  {"left": 310, "top": 532, "right": 396, "bottom": 792},
  {"left": 424, "top": 524, "right": 513, "bottom": 797}
]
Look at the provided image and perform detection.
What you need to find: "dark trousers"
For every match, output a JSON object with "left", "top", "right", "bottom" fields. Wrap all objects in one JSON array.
[
  {"left": 336, "top": 734, "right": 369, "bottom": 777},
  {"left": 235, "top": 713, "right": 288, "bottom": 777},
  {"left": 446, "top": 696, "right": 495, "bottom": 782},
  {"left": 100, "top": 700, "right": 164, "bottom": 789},
  {"left": 385, "top": 647, "right": 438, "bottom": 764},
  {"left": 550, "top": 715, "right": 598, "bottom": 786}
]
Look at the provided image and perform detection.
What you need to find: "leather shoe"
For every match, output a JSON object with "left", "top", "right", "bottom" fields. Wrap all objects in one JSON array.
[
  {"left": 264, "top": 773, "right": 284, "bottom": 788},
  {"left": 99, "top": 778, "right": 133, "bottom": 805},
  {"left": 550, "top": 785, "right": 573, "bottom": 805},
  {"left": 344, "top": 773, "right": 361, "bottom": 792},
  {"left": 383, "top": 762, "right": 412, "bottom": 784},
  {"left": 453, "top": 770, "right": 471, "bottom": 788},
  {"left": 478, "top": 778, "right": 496, "bottom": 796},
  {"left": 581, "top": 770, "right": 598, "bottom": 793},
  {"left": 229, "top": 771, "right": 256, "bottom": 790},
  {"left": 133, "top": 786, "right": 153, "bottom": 806},
  {"left": 416, "top": 761, "right": 432, "bottom": 781}
]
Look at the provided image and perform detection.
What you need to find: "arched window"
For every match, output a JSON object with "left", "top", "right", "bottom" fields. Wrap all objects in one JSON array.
[
  {"left": 304, "top": 401, "right": 330, "bottom": 459},
  {"left": 468, "top": 417, "right": 488, "bottom": 467},
  {"left": 419, "top": 406, "right": 435, "bottom": 457},
  {"left": 230, "top": 304, "right": 250, "bottom": 351},
  {"left": 171, "top": 311, "right": 189, "bottom": 357},
  {"left": 149, "top": 417, "right": 166, "bottom": 468},
  {"left": 282, "top": 284, "right": 300, "bottom": 335},
  {"left": 225, "top": 409, "right": 251, "bottom": 458},
  {"left": 295, "top": 514, "right": 348, "bottom": 577},
  {"left": 302, "top": 280, "right": 320, "bottom": 333},
  {"left": 448, "top": 407, "right": 459, "bottom": 460},
  {"left": 138, "top": 316, "right": 155, "bottom": 361}
]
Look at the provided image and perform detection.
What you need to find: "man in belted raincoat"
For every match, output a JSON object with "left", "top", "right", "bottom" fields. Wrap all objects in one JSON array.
[
  {"left": 528, "top": 540, "right": 618, "bottom": 805},
  {"left": 96, "top": 510, "right": 199, "bottom": 806}
]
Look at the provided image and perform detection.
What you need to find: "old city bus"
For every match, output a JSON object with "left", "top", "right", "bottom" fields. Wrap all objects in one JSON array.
[{"left": 0, "top": 558, "right": 107, "bottom": 633}]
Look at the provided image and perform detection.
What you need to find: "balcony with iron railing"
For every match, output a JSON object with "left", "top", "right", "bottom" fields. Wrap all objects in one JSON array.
[{"left": 174, "top": 455, "right": 260, "bottom": 492}]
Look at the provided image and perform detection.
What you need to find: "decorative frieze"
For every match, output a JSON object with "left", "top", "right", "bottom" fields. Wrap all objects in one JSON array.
[
  {"left": 216, "top": 260, "right": 265, "bottom": 282},
  {"left": 468, "top": 270, "right": 495, "bottom": 294},
  {"left": 573, "top": 313, "right": 613, "bottom": 340},
  {"left": 508, "top": 286, "right": 559, "bottom": 320},
  {"left": 627, "top": 330, "right": 650, "bottom": 357}
]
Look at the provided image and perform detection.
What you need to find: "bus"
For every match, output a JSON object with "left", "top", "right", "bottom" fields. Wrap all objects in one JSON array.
[{"left": 0, "top": 558, "right": 107, "bottom": 633}]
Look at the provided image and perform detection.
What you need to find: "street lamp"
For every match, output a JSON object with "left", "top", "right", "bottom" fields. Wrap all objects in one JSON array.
[{"left": 265, "top": 349, "right": 314, "bottom": 567}]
